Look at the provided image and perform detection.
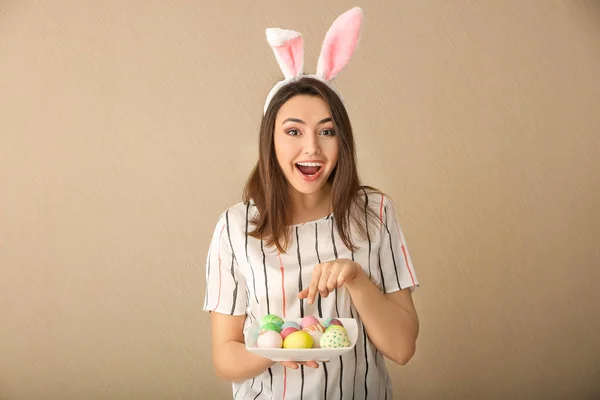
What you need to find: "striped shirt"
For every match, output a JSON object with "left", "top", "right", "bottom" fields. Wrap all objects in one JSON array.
[{"left": 203, "top": 191, "right": 419, "bottom": 399}]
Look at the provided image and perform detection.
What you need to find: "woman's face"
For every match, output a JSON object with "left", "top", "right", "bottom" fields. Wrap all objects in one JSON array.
[{"left": 273, "top": 95, "right": 339, "bottom": 196}]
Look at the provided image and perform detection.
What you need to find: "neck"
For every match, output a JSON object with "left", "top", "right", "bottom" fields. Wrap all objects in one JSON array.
[{"left": 288, "top": 184, "right": 333, "bottom": 224}]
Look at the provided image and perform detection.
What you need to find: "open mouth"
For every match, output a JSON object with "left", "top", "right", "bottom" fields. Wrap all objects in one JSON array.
[{"left": 295, "top": 162, "right": 324, "bottom": 179}]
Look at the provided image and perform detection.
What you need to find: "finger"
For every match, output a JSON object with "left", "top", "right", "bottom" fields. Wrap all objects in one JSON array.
[
  {"left": 337, "top": 266, "right": 351, "bottom": 287},
  {"left": 280, "top": 361, "right": 299, "bottom": 370},
  {"left": 318, "top": 265, "right": 332, "bottom": 298},
  {"left": 302, "top": 361, "right": 319, "bottom": 368},
  {"left": 298, "top": 288, "right": 309, "bottom": 299},
  {"left": 307, "top": 264, "right": 322, "bottom": 305},
  {"left": 326, "top": 263, "right": 342, "bottom": 291}
]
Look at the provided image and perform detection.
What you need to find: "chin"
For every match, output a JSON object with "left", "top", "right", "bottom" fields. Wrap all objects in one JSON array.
[
  {"left": 290, "top": 183, "right": 327, "bottom": 195},
  {"left": 289, "top": 174, "right": 332, "bottom": 195}
]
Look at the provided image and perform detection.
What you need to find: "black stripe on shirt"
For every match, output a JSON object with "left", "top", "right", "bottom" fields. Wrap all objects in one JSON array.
[
  {"left": 253, "top": 380, "right": 264, "bottom": 400},
  {"left": 350, "top": 306, "right": 358, "bottom": 400},
  {"left": 300, "top": 364, "right": 305, "bottom": 400},
  {"left": 268, "top": 367, "right": 273, "bottom": 400},
  {"left": 296, "top": 227, "right": 304, "bottom": 318},
  {"left": 330, "top": 217, "right": 340, "bottom": 317},
  {"left": 315, "top": 223, "right": 328, "bottom": 398},
  {"left": 225, "top": 211, "right": 238, "bottom": 315},
  {"left": 234, "top": 380, "right": 243, "bottom": 399},
  {"left": 378, "top": 251, "right": 387, "bottom": 294},
  {"left": 261, "top": 240, "right": 270, "bottom": 314},
  {"left": 363, "top": 190, "right": 372, "bottom": 279},
  {"left": 384, "top": 206, "right": 402, "bottom": 289},
  {"left": 330, "top": 217, "right": 343, "bottom": 400},
  {"left": 245, "top": 203, "right": 259, "bottom": 303},
  {"left": 323, "top": 362, "right": 328, "bottom": 400},
  {"left": 362, "top": 316, "right": 369, "bottom": 398},
  {"left": 315, "top": 223, "right": 323, "bottom": 318}
]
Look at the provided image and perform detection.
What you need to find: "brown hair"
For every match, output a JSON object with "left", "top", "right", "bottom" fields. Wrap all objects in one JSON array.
[{"left": 243, "top": 76, "right": 381, "bottom": 253}]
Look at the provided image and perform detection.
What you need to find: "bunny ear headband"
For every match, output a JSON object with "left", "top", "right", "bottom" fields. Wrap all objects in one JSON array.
[{"left": 263, "top": 7, "right": 363, "bottom": 114}]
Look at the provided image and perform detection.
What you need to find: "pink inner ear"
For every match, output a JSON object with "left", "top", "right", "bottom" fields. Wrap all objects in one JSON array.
[
  {"left": 318, "top": 8, "right": 362, "bottom": 81},
  {"left": 273, "top": 35, "right": 303, "bottom": 78}
]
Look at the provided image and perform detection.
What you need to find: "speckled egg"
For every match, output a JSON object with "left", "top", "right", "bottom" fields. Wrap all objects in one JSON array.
[
  {"left": 300, "top": 316, "right": 320, "bottom": 329},
  {"left": 320, "top": 328, "right": 350, "bottom": 348},
  {"left": 325, "top": 325, "right": 347, "bottom": 334},
  {"left": 257, "top": 330, "right": 283, "bottom": 348}
]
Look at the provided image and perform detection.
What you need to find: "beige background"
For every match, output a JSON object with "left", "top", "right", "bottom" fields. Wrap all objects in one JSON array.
[{"left": 1, "top": 1, "right": 599, "bottom": 399}]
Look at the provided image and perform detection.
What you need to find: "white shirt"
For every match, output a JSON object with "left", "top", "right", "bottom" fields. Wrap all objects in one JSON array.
[{"left": 203, "top": 191, "right": 419, "bottom": 399}]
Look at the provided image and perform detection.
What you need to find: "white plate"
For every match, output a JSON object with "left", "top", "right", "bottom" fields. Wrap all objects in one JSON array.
[{"left": 245, "top": 318, "right": 358, "bottom": 362}]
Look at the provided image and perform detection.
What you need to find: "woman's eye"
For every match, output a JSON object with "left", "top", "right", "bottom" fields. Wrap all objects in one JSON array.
[
  {"left": 321, "top": 129, "right": 336, "bottom": 136},
  {"left": 286, "top": 129, "right": 300, "bottom": 136}
]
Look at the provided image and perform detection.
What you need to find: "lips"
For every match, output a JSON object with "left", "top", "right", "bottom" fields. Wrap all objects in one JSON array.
[
  {"left": 295, "top": 161, "right": 325, "bottom": 181},
  {"left": 295, "top": 161, "right": 323, "bottom": 175}
]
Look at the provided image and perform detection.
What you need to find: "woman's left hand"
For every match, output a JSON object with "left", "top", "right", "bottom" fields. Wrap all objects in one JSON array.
[{"left": 298, "top": 258, "right": 363, "bottom": 305}]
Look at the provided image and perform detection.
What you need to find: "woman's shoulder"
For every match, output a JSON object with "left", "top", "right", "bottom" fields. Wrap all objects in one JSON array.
[
  {"left": 355, "top": 186, "right": 393, "bottom": 209},
  {"left": 214, "top": 200, "right": 256, "bottom": 224}
]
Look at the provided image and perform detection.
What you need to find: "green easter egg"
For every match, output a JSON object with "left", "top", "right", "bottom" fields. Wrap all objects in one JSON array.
[
  {"left": 259, "top": 322, "right": 282, "bottom": 333},
  {"left": 260, "top": 314, "right": 284, "bottom": 327}
]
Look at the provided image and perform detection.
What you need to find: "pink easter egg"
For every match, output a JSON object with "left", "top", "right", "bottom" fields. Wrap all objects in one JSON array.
[
  {"left": 281, "top": 327, "right": 299, "bottom": 340},
  {"left": 257, "top": 330, "right": 283, "bottom": 348},
  {"left": 300, "top": 316, "right": 320, "bottom": 329}
]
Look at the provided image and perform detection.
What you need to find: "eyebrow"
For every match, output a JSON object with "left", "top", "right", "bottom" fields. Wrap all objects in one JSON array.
[{"left": 282, "top": 117, "right": 332, "bottom": 125}]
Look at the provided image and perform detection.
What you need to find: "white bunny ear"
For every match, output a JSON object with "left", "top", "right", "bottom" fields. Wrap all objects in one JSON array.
[
  {"left": 266, "top": 28, "right": 304, "bottom": 79},
  {"left": 316, "top": 7, "right": 363, "bottom": 82}
]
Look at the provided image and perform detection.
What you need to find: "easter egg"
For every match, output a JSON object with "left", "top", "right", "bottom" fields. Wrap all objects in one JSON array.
[
  {"left": 323, "top": 318, "right": 343, "bottom": 328},
  {"left": 281, "top": 321, "right": 301, "bottom": 331},
  {"left": 325, "top": 325, "right": 346, "bottom": 334},
  {"left": 260, "top": 322, "right": 282, "bottom": 333},
  {"left": 283, "top": 331, "right": 313, "bottom": 349},
  {"left": 302, "top": 323, "right": 325, "bottom": 333},
  {"left": 302, "top": 323, "right": 325, "bottom": 348},
  {"left": 257, "top": 330, "right": 283, "bottom": 348},
  {"left": 300, "top": 316, "right": 320, "bottom": 329},
  {"left": 280, "top": 327, "right": 299, "bottom": 339},
  {"left": 260, "top": 314, "right": 284, "bottom": 328},
  {"left": 320, "top": 328, "right": 350, "bottom": 348},
  {"left": 305, "top": 330, "right": 323, "bottom": 348}
]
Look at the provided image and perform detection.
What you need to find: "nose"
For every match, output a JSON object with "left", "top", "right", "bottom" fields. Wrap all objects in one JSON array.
[{"left": 303, "top": 132, "right": 321, "bottom": 155}]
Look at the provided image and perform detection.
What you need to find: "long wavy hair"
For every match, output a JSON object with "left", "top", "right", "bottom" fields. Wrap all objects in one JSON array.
[{"left": 243, "top": 77, "right": 380, "bottom": 253}]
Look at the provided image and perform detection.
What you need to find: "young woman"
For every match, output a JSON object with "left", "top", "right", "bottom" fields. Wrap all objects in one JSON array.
[{"left": 203, "top": 8, "right": 419, "bottom": 399}]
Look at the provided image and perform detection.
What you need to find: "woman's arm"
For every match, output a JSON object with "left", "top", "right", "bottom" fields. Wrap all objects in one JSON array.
[
  {"left": 210, "top": 312, "right": 275, "bottom": 382},
  {"left": 344, "top": 269, "right": 419, "bottom": 365},
  {"left": 298, "top": 259, "right": 419, "bottom": 365}
]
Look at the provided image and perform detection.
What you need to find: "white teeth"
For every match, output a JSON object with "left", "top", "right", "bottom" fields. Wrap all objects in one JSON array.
[{"left": 296, "top": 162, "right": 323, "bottom": 167}]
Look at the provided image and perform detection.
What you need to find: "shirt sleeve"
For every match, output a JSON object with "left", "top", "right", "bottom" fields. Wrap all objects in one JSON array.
[
  {"left": 378, "top": 195, "right": 419, "bottom": 293},
  {"left": 202, "top": 210, "right": 248, "bottom": 316}
]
